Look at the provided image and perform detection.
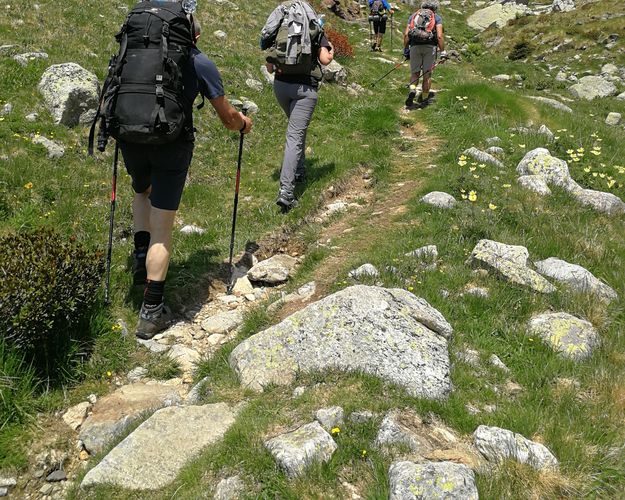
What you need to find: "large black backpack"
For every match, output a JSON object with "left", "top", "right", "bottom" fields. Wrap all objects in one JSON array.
[{"left": 89, "top": 1, "right": 195, "bottom": 154}]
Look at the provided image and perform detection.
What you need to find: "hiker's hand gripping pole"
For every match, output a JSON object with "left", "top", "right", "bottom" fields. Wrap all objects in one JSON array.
[
  {"left": 104, "top": 142, "right": 119, "bottom": 305},
  {"left": 226, "top": 110, "right": 248, "bottom": 295}
]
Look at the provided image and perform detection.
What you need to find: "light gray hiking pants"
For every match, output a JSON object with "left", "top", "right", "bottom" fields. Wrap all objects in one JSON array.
[{"left": 273, "top": 80, "right": 318, "bottom": 192}]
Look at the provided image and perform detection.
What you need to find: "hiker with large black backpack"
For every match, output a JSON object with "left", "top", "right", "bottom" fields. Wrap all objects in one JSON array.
[
  {"left": 403, "top": 0, "right": 447, "bottom": 108},
  {"left": 368, "top": 0, "right": 394, "bottom": 52},
  {"left": 260, "top": 0, "right": 334, "bottom": 212},
  {"left": 89, "top": 1, "right": 252, "bottom": 339}
]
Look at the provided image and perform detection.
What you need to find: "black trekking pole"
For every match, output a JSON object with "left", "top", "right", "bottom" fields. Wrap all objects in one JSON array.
[
  {"left": 104, "top": 142, "right": 119, "bottom": 305},
  {"left": 370, "top": 59, "right": 406, "bottom": 88},
  {"left": 226, "top": 124, "right": 246, "bottom": 295},
  {"left": 390, "top": 12, "right": 393, "bottom": 52}
]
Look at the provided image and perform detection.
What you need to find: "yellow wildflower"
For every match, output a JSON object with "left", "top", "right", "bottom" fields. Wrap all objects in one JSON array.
[
  {"left": 24, "top": 182, "right": 33, "bottom": 189},
  {"left": 488, "top": 203, "right": 497, "bottom": 210},
  {"left": 331, "top": 427, "right": 341, "bottom": 435},
  {"left": 468, "top": 191, "right": 477, "bottom": 202},
  {"left": 502, "top": 184, "right": 511, "bottom": 188}
]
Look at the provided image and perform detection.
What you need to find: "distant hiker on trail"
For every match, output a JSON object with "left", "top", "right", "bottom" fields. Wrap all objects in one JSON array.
[
  {"left": 260, "top": 0, "right": 334, "bottom": 212},
  {"left": 369, "top": 0, "right": 393, "bottom": 52},
  {"left": 403, "top": 0, "right": 446, "bottom": 108},
  {"left": 90, "top": 2, "right": 252, "bottom": 339}
]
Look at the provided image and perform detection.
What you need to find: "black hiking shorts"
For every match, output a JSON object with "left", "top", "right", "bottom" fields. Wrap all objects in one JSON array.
[
  {"left": 120, "top": 139, "right": 194, "bottom": 211},
  {"left": 372, "top": 14, "right": 388, "bottom": 34}
]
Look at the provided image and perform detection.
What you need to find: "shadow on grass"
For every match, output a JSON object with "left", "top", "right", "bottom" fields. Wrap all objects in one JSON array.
[{"left": 271, "top": 159, "right": 337, "bottom": 196}]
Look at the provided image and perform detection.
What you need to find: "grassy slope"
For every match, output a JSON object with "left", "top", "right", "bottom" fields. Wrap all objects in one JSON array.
[{"left": 2, "top": 0, "right": 625, "bottom": 498}]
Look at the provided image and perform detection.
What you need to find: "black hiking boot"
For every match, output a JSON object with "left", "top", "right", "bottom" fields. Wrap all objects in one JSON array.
[
  {"left": 136, "top": 302, "right": 172, "bottom": 340},
  {"left": 405, "top": 90, "right": 417, "bottom": 108},
  {"left": 132, "top": 247, "right": 148, "bottom": 286},
  {"left": 371, "top": 42, "right": 378, "bottom": 51},
  {"left": 276, "top": 188, "right": 299, "bottom": 213}
]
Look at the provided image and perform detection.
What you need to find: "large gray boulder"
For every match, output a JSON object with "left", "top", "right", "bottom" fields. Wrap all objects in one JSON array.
[
  {"left": 528, "top": 312, "right": 600, "bottom": 361},
  {"left": 517, "top": 175, "right": 552, "bottom": 196},
  {"left": 264, "top": 422, "right": 337, "bottom": 478},
  {"left": 389, "top": 461, "right": 478, "bottom": 500},
  {"left": 38, "top": 63, "right": 99, "bottom": 126},
  {"left": 569, "top": 76, "right": 618, "bottom": 100},
  {"left": 534, "top": 257, "right": 617, "bottom": 302},
  {"left": 420, "top": 191, "right": 457, "bottom": 209},
  {"left": 467, "top": 240, "right": 556, "bottom": 294},
  {"left": 229, "top": 286, "right": 452, "bottom": 400},
  {"left": 79, "top": 382, "right": 183, "bottom": 454},
  {"left": 467, "top": 3, "right": 530, "bottom": 31},
  {"left": 81, "top": 403, "right": 239, "bottom": 490},
  {"left": 474, "top": 425, "right": 558, "bottom": 470}
]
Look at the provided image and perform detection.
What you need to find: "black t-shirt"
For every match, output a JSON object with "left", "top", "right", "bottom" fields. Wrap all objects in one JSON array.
[{"left": 274, "top": 34, "right": 331, "bottom": 88}]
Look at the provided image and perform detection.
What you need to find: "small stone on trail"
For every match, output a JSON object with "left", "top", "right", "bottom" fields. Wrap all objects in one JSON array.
[
  {"left": 62, "top": 401, "right": 91, "bottom": 431},
  {"left": 213, "top": 30, "right": 227, "bottom": 39},
  {"left": 349, "top": 410, "right": 376, "bottom": 423},
  {"left": 248, "top": 254, "right": 297, "bottom": 284},
  {"left": 463, "top": 147, "right": 504, "bottom": 168},
  {"left": 485, "top": 136, "right": 501, "bottom": 145},
  {"left": 46, "top": 470, "right": 67, "bottom": 482},
  {"left": 201, "top": 309, "right": 244, "bottom": 335},
  {"left": 315, "top": 406, "right": 344, "bottom": 431},
  {"left": 32, "top": 135, "right": 65, "bottom": 159},
  {"left": 405, "top": 245, "right": 438, "bottom": 260},
  {"left": 292, "top": 386, "right": 307, "bottom": 398},
  {"left": 232, "top": 276, "right": 254, "bottom": 296},
  {"left": 605, "top": 112, "right": 622, "bottom": 126},
  {"left": 457, "top": 348, "right": 480, "bottom": 368},
  {"left": 486, "top": 146, "right": 504, "bottom": 155},
  {"left": 245, "top": 78, "right": 263, "bottom": 92},
  {"left": 264, "top": 422, "right": 337, "bottom": 479},
  {"left": 127, "top": 366, "right": 148, "bottom": 383},
  {"left": 504, "top": 380, "right": 523, "bottom": 396}
]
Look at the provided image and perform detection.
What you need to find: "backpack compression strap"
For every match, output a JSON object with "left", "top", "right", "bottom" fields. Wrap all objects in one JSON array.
[{"left": 149, "top": 21, "right": 170, "bottom": 132}]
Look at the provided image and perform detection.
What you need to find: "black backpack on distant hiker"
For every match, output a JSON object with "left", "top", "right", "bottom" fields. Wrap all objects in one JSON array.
[
  {"left": 408, "top": 9, "right": 437, "bottom": 45},
  {"left": 89, "top": 1, "right": 196, "bottom": 154}
]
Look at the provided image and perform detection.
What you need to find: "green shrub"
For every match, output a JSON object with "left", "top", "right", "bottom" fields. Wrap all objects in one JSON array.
[
  {"left": 508, "top": 40, "right": 534, "bottom": 61},
  {"left": 0, "top": 229, "right": 103, "bottom": 381}
]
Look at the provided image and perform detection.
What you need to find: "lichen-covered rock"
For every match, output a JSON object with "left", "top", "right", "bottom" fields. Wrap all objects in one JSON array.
[
  {"left": 534, "top": 257, "right": 617, "bottom": 302},
  {"left": 463, "top": 147, "right": 504, "bottom": 168},
  {"left": 420, "top": 191, "right": 457, "bottom": 209},
  {"left": 467, "top": 3, "right": 530, "bottom": 31},
  {"left": 528, "top": 96, "right": 573, "bottom": 113},
  {"left": 467, "top": 240, "right": 556, "bottom": 294},
  {"left": 248, "top": 254, "right": 297, "bottom": 284},
  {"left": 79, "top": 383, "right": 183, "bottom": 454},
  {"left": 38, "top": 63, "right": 99, "bottom": 126},
  {"left": 229, "top": 286, "right": 452, "bottom": 400},
  {"left": 473, "top": 425, "right": 558, "bottom": 470},
  {"left": 537, "top": 124, "right": 555, "bottom": 140},
  {"left": 517, "top": 175, "right": 552, "bottom": 196},
  {"left": 605, "top": 112, "right": 621, "bottom": 126},
  {"left": 528, "top": 312, "right": 600, "bottom": 361},
  {"left": 315, "top": 406, "right": 344, "bottom": 432},
  {"left": 13, "top": 51, "right": 48, "bottom": 66},
  {"left": 322, "top": 60, "right": 347, "bottom": 85},
  {"left": 389, "top": 461, "right": 478, "bottom": 500},
  {"left": 81, "top": 404, "right": 239, "bottom": 490},
  {"left": 264, "top": 422, "right": 337, "bottom": 478},
  {"left": 214, "top": 475, "right": 245, "bottom": 500},
  {"left": 516, "top": 148, "right": 575, "bottom": 190},
  {"left": 552, "top": 0, "right": 575, "bottom": 12},
  {"left": 569, "top": 76, "right": 618, "bottom": 100},
  {"left": 572, "top": 188, "right": 625, "bottom": 215}
]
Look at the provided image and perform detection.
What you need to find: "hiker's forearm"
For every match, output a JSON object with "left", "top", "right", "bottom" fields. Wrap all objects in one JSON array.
[{"left": 210, "top": 96, "right": 247, "bottom": 132}]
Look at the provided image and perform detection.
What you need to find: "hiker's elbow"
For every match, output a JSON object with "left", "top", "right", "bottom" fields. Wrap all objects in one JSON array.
[{"left": 319, "top": 47, "right": 333, "bottom": 65}]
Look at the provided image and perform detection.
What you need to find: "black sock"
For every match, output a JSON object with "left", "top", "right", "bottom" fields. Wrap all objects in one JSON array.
[
  {"left": 134, "top": 231, "right": 150, "bottom": 251},
  {"left": 144, "top": 280, "right": 165, "bottom": 306}
]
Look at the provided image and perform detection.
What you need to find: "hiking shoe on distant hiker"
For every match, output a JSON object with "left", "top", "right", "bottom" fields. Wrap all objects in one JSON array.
[
  {"left": 136, "top": 302, "right": 172, "bottom": 340},
  {"left": 132, "top": 247, "right": 148, "bottom": 286},
  {"left": 276, "top": 188, "right": 298, "bottom": 212}
]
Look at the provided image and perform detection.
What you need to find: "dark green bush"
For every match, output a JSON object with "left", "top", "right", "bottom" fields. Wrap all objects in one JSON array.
[
  {"left": 0, "top": 229, "right": 103, "bottom": 381},
  {"left": 508, "top": 40, "right": 534, "bottom": 60}
]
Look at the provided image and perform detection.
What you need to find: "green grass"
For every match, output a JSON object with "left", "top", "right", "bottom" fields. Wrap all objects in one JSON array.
[{"left": 2, "top": 0, "right": 625, "bottom": 497}]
